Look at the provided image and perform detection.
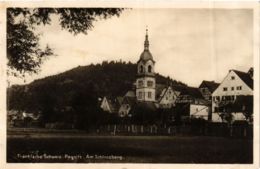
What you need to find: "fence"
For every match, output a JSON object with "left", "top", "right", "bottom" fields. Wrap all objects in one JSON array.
[{"left": 95, "top": 122, "right": 253, "bottom": 138}]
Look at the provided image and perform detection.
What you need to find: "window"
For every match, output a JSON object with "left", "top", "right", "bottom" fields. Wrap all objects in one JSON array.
[
  {"left": 148, "top": 92, "right": 152, "bottom": 98},
  {"left": 237, "top": 86, "right": 242, "bottom": 90},
  {"left": 231, "top": 76, "right": 235, "bottom": 80},
  {"left": 223, "top": 87, "right": 228, "bottom": 91},
  {"left": 216, "top": 96, "right": 220, "bottom": 101},
  {"left": 148, "top": 65, "right": 152, "bottom": 73},
  {"left": 147, "top": 81, "right": 153, "bottom": 87},
  {"left": 231, "top": 87, "right": 234, "bottom": 91},
  {"left": 138, "top": 92, "right": 142, "bottom": 99},
  {"left": 222, "top": 96, "right": 226, "bottom": 100},
  {"left": 139, "top": 65, "right": 144, "bottom": 73},
  {"left": 138, "top": 80, "right": 144, "bottom": 87}
]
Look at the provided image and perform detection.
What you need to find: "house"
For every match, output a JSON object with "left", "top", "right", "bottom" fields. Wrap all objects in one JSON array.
[
  {"left": 100, "top": 96, "right": 121, "bottom": 113},
  {"left": 175, "top": 86, "right": 210, "bottom": 120},
  {"left": 118, "top": 90, "right": 136, "bottom": 117},
  {"left": 199, "top": 80, "right": 219, "bottom": 101},
  {"left": 212, "top": 69, "right": 253, "bottom": 122},
  {"left": 156, "top": 85, "right": 180, "bottom": 108}
]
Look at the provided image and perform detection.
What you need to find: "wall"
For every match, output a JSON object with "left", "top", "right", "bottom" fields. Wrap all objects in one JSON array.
[{"left": 190, "top": 104, "right": 209, "bottom": 120}]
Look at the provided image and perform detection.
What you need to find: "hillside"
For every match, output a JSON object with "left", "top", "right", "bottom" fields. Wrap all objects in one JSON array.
[{"left": 7, "top": 61, "right": 186, "bottom": 126}]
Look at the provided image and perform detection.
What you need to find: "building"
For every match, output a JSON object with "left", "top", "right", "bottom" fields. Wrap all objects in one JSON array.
[
  {"left": 136, "top": 28, "right": 156, "bottom": 102},
  {"left": 212, "top": 69, "right": 253, "bottom": 122},
  {"left": 118, "top": 90, "right": 136, "bottom": 117},
  {"left": 100, "top": 96, "right": 121, "bottom": 114},
  {"left": 199, "top": 80, "right": 219, "bottom": 101},
  {"left": 156, "top": 85, "right": 180, "bottom": 109},
  {"left": 175, "top": 86, "right": 210, "bottom": 120}
]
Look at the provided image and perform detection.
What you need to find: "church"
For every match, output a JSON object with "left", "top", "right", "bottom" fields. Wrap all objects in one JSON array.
[
  {"left": 100, "top": 29, "right": 210, "bottom": 119},
  {"left": 100, "top": 29, "right": 184, "bottom": 117}
]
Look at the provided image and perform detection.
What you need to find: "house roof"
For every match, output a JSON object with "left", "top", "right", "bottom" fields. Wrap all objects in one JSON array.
[
  {"left": 199, "top": 80, "right": 220, "bottom": 93},
  {"left": 232, "top": 70, "right": 253, "bottom": 89},
  {"left": 178, "top": 86, "right": 204, "bottom": 99},
  {"left": 171, "top": 85, "right": 187, "bottom": 93},
  {"left": 117, "top": 96, "right": 124, "bottom": 105},
  {"left": 156, "top": 84, "right": 167, "bottom": 99},
  {"left": 125, "top": 90, "right": 136, "bottom": 97},
  {"left": 105, "top": 96, "right": 121, "bottom": 113},
  {"left": 122, "top": 96, "right": 136, "bottom": 106}
]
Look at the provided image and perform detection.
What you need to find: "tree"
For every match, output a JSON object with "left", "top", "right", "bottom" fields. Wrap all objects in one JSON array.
[{"left": 7, "top": 8, "right": 124, "bottom": 76}]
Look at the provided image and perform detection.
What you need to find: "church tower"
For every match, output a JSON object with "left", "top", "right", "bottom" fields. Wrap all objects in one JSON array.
[{"left": 136, "top": 28, "right": 156, "bottom": 102}]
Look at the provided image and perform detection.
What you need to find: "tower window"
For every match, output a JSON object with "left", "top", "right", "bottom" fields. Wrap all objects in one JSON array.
[
  {"left": 138, "top": 92, "right": 142, "bottom": 99},
  {"left": 147, "top": 80, "right": 153, "bottom": 87},
  {"left": 140, "top": 65, "right": 144, "bottom": 73},
  {"left": 148, "top": 65, "right": 152, "bottom": 73},
  {"left": 148, "top": 92, "right": 152, "bottom": 98},
  {"left": 138, "top": 80, "right": 144, "bottom": 87}
]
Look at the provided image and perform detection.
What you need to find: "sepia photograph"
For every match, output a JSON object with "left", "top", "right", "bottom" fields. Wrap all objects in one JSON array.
[{"left": 0, "top": 1, "right": 259, "bottom": 168}]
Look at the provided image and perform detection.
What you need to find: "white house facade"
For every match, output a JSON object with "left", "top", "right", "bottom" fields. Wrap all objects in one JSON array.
[{"left": 212, "top": 69, "right": 253, "bottom": 122}]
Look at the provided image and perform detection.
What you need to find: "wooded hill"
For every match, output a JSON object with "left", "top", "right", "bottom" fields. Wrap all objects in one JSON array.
[{"left": 7, "top": 61, "right": 186, "bottom": 126}]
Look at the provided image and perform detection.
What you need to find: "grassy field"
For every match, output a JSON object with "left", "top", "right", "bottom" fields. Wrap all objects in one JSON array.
[{"left": 7, "top": 131, "right": 253, "bottom": 163}]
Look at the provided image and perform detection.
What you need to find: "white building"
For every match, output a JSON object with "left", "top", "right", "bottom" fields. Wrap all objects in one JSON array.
[
  {"left": 157, "top": 86, "right": 180, "bottom": 108},
  {"left": 212, "top": 69, "right": 253, "bottom": 122}
]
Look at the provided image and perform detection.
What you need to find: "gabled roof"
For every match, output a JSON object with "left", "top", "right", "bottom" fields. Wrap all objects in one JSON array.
[
  {"left": 171, "top": 85, "right": 187, "bottom": 93},
  {"left": 104, "top": 96, "right": 121, "bottom": 113},
  {"left": 178, "top": 86, "right": 204, "bottom": 99},
  {"left": 232, "top": 70, "right": 253, "bottom": 89},
  {"left": 199, "top": 80, "right": 220, "bottom": 93},
  {"left": 122, "top": 96, "right": 136, "bottom": 106},
  {"left": 156, "top": 84, "right": 167, "bottom": 99},
  {"left": 125, "top": 90, "right": 136, "bottom": 98}
]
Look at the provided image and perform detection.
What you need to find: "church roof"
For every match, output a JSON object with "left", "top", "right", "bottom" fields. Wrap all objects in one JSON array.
[
  {"left": 138, "top": 50, "right": 154, "bottom": 63},
  {"left": 138, "top": 28, "right": 155, "bottom": 63}
]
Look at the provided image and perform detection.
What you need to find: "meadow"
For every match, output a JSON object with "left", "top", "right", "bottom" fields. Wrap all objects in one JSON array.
[{"left": 7, "top": 131, "right": 253, "bottom": 163}]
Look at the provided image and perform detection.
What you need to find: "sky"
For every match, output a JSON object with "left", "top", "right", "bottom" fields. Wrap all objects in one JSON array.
[{"left": 9, "top": 8, "right": 253, "bottom": 87}]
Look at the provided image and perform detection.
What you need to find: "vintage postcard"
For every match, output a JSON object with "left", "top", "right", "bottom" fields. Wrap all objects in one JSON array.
[{"left": 0, "top": 1, "right": 259, "bottom": 169}]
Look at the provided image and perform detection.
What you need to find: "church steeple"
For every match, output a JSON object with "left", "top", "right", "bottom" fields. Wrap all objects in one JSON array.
[
  {"left": 144, "top": 27, "right": 149, "bottom": 51},
  {"left": 136, "top": 27, "right": 156, "bottom": 102}
]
